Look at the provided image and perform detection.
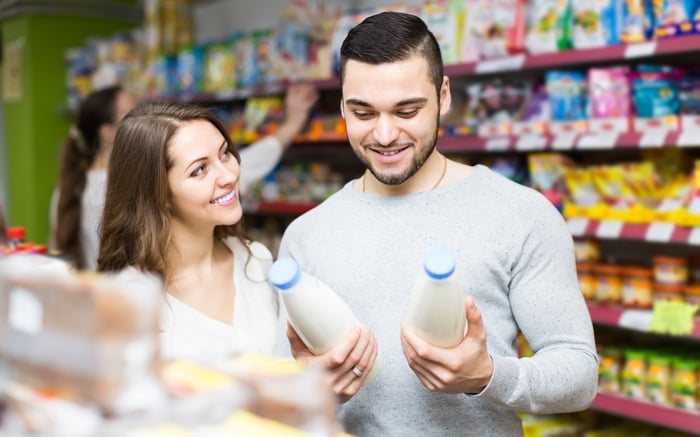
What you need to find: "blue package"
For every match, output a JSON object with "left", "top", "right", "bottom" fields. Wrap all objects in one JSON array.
[{"left": 546, "top": 70, "right": 588, "bottom": 121}]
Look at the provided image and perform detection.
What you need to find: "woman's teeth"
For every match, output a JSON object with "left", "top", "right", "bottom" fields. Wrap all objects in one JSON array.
[{"left": 211, "top": 192, "right": 235, "bottom": 204}]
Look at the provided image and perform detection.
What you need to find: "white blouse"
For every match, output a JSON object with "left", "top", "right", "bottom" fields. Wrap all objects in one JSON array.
[{"left": 159, "top": 238, "right": 288, "bottom": 363}]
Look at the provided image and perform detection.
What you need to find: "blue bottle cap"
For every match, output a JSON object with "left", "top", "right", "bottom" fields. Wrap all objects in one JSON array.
[
  {"left": 268, "top": 257, "right": 301, "bottom": 290},
  {"left": 423, "top": 248, "right": 456, "bottom": 280}
]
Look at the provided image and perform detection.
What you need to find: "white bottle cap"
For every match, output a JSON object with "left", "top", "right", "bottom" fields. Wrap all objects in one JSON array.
[
  {"left": 424, "top": 248, "right": 456, "bottom": 280},
  {"left": 268, "top": 257, "right": 302, "bottom": 290}
]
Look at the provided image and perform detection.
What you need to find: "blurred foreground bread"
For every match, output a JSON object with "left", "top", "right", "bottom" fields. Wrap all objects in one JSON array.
[{"left": 0, "top": 256, "right": 163, "bottom": 411}]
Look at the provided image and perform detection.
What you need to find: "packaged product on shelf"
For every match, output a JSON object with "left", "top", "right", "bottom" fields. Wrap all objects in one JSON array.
[
  {"left": 620, "top": 0, "right": 654, "bottom": 43},
  {"left": 646, "top": 353, "right": 672, "bottom": 405},
  {"left": 670, "top": 357, "right": 699, "bottom": 410},
  {"left": 598, "top": 346, "right": 623, "bottom": 392},
  {"left": 652, "top": 255, "right": 689, "bottom": 286},
  {"left": 0, "top": 256, "right": 165, "bottom": 413},
  {"left": 545, "top": 70, "right": 588, "bottom": 123},
  {"left": 202, "top": 38, "right": 237, "bottom": 94},
  {"left": 588, "top": 67, "right": 632, "bottom": 122},
  {"left": 524, "top": 0, "right": 572, "bottom": 54},
  {"left": 577, "top": 262, "right": 597, "bottom": 301},
  {"left": 176, "top": 44, "right": 205, "bottom": 96},
  {"left": 684, "top": 283, "right": 700, "bottom": 305},
  {"left": 571, "top": 0, "right": 623, "bottom": 49},
  {"left": 422, "top": 2, "right": 461, "bottom": 64},
  {"left": 621, "top": 265, "right": 654, "bottom": 309},
  {"left": 631, "top": 65, "right": 682, "bottom": 119},
  {"left": 620, "top": 348, "right": 647, "bottom": 400},
  {"left": 465, "top": 0, "right": 525, "bottom": 59},
  {"left": 653, "top": 0, "right": 700, "bottom": 38},
  {"left": 595, "top": 264, "right": 623, "bottom": 305},
  {"left": 274, "top": 2, "right": 311, "bottom": 80}
]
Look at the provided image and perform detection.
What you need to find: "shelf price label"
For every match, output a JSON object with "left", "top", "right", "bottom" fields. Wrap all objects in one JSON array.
[
  {"left": 552, "top": 133, "right": 578, "bottom": 150},
  {"left": 474, "top": 54, "right": 526, "bottom": 74},
  {"left": 618, "top": 309, "right": 653, "bottom": 332},
  {"left": 567, "top": 218, "right": 589, "bottom": 237},
  {"left": 485, "top": 137, "right": 511, "bottom": 151},
  {"left": 639, "top": 131, "right": 667, "bottom": 148},
  {"left": 624, "top": 41, "right": 656, "bottom": 59},
  {"left": 515, "top": 134, "right": 547, "bottom": 151},
  {"left": 645, "top": 222, "right": 674, "bottom": 242},
  {"left": 689, "top": 227, "right": 700, "bottom": 246},
  {"left": 650, "top": 301, "right": 699, "bottom": 336},
  {"left": 578, "top": 133, "right": 618, "bottom": 150},
  {"left": 596, "top": 220, "right": 623, "bottom": 239}
]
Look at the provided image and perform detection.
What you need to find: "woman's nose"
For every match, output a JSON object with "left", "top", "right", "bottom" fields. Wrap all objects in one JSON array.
[{"left": 214, "top": 160, "right": 238, "bottom": 186}]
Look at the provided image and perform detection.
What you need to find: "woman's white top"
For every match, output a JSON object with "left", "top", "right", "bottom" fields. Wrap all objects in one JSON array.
[{"left": 159, "top": 237, "right": 287, "bottom": 363}]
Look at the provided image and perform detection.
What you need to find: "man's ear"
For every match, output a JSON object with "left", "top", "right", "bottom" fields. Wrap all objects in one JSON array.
[
  {"left": 439, "top": 76, "right": 452, "bottom": 117},
  {"left": 340, "top": 99, "right": 345, "bottom": 119}
]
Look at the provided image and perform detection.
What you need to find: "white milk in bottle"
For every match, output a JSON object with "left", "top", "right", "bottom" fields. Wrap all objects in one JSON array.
[
  {"left": 268, "top": 257, "right": 380, "bottom": 385},
  {"left": 408, "top": 247, "right": 467, "bottom": 348}
]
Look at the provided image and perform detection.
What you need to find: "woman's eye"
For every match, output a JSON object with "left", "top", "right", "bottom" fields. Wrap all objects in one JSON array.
[{"left": 190, "top": 165, "right": 205, "bottom": 177}]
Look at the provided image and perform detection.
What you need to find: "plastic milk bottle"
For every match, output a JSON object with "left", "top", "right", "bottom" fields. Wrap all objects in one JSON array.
[
  {"left": 408, "top": 247, "right": 467, "bottom": 348},
  {"left": 268, "top": 257, "right": 380, "bottom": 385}
]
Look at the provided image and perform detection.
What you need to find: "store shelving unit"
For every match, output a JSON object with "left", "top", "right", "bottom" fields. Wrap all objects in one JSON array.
[{"left": 591, "top": 392, "right": 700, "bottom": 435}]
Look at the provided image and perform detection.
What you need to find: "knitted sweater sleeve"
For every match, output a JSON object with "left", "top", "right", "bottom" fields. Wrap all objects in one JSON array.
[{"left": 476, "top": 192, "right": 599, "bottom": 413}]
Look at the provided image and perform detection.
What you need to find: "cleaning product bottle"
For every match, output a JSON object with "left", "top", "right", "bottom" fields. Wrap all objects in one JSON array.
[
  {"left": 268, "top": 257, "right": 380, "bottom": 385},
  {"left": 408, "top": 247, "right": 467, "bottom": 348}
]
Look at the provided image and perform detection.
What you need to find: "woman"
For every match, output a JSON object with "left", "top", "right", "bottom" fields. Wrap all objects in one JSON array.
[
  {"left": 54, "top": 85, "right": 135, "bottom": 269},
  {"left": 97, "top": 102, "right": 287, "bottom": 361}
]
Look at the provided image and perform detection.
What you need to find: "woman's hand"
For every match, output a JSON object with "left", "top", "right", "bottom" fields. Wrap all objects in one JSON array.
[{"left": 287, "top": 322, "right": 378, "bottom": 402}]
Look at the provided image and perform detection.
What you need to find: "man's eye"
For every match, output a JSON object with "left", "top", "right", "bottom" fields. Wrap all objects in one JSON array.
[
  {"left": 353, "top": 111, "right": 373, "bottom": 119},
  {"left": 397, "top": 109, "right": 418, "bottom": 118}
]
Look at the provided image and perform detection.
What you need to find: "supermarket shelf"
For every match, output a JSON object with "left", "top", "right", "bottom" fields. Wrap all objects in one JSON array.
[
  {"left": 437, "top": 130, "right": 699, "bottom": 153},
  {"left": 444, "top": 33, "right": 700, "bottom": 77},
  {"left": 587, "top": 303, "right": 700, "bottom": 338},
  {"left": 245, "top": 201, "right": 319, "bottom": 215},
  {"left": 568, "top": 218, "right": 700, "bottom": 246},
  {"left": 158, "top": 34, "right": 700, "bottom": 105},
  {"left": 591, "top": 391, "right": 700, "bottom": 434}
]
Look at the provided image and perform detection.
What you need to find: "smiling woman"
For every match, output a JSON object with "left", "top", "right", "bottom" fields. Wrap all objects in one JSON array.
[{"left": 97, "top": 102, "right": 289, "bottom": 362}]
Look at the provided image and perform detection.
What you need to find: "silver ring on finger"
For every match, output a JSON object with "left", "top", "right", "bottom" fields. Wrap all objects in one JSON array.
[{"left": 352, "top": 367, "right": 363, "bottom": 378}]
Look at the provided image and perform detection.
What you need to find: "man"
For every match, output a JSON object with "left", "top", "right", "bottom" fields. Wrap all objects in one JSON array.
[{"left": 278, "top": 11, "right": 598, "bottom": 436}]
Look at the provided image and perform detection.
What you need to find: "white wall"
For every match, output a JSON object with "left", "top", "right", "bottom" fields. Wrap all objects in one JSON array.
[{"left": 192, "top": 0, "right": 422, "bottom": 43}]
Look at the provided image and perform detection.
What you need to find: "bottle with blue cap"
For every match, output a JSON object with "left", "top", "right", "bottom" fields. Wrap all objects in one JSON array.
[
  {"left": 268, "top": 257, "right": 380, "bottom": 385},
  {"left": 408, "top": 247, "right": 467, "bottom": 348}
]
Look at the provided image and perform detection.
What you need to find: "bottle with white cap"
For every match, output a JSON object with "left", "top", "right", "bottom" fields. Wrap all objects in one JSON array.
[
  {"left": 408, "top": 247, "right": 467, "bottom": 348},
  {"left": 268, "top": 257, "right": 380, "bottom": 385}
]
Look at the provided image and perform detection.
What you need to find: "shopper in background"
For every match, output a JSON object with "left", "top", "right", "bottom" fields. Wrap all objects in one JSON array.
[
  {"left": 54, "top": 85, "right": 134, "bottom": 270},
  {"left": 52, "top": 83, "right": 318, "bottom": 270},
  {"left": 97, "top": 102, "right": 288, "bottom": 361},
  {"left": 277, "top": 11, "right": 598, "bottom": 436}
]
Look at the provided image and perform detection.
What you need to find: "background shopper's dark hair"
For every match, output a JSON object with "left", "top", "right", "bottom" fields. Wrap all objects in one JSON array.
[
  {"left": 339, "top": 11, "right": 444, "bottom": 98},
  {"left": 56, "top": 85, "right": 121, "bottom": 269},
  {"left": 97, "top": 101, "right": 249, "bottom": 285}
]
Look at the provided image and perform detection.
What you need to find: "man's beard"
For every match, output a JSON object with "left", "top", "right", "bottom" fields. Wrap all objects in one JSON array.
[{"left": 355, "top": 124, "right": 439, "bottom": 187}]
